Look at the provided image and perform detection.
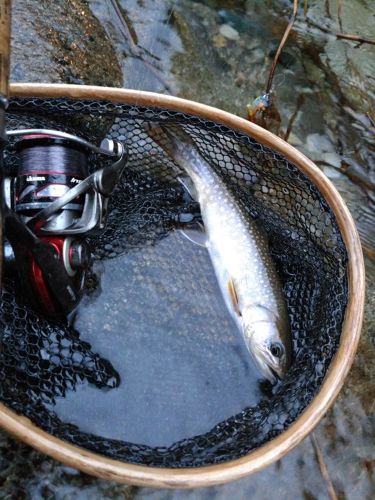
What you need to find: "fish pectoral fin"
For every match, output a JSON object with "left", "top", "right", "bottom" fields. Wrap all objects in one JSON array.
[
  {"left": 228, "top": 277, "right": 242, "bottom": 317},
  {"left": 177, "top": 175, "right": 198, "bottom": 201},
  {"left": 179, "top": 220, "right": 207, "bottom": 248}
]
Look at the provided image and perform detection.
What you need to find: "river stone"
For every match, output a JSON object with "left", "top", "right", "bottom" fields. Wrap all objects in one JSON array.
[{"left": 219, "top": 24, "right": 240, "bottom": 41}]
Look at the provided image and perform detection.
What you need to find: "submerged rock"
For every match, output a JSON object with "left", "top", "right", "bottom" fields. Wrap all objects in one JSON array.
[{"left": 219, "top": 24, "right": 240, "bottom": 41}]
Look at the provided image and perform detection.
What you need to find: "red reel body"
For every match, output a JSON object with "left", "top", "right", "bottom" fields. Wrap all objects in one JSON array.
[
  {"left": 14, "top": 135, "right": 89, "bottom": 317},
  {"left": 29, "top": 236, "right": 86, "bottom": 317}
]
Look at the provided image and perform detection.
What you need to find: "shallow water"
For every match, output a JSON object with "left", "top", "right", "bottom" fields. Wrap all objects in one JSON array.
[
  {"left": 54, "top": 231, "right": 260, "bottom": 447},
  {"left": 2, "top": 0, "right": 374, "bottom": 498}
]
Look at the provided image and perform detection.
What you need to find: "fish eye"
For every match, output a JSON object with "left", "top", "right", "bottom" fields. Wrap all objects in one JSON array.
[{"left": 270, "top": 343, "right": 284, "bottom": 359}]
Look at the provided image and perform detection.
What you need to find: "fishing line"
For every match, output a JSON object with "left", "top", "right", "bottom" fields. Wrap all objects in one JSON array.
[{"left": 15, "top": 137, "right": 88, "bottom": 216}]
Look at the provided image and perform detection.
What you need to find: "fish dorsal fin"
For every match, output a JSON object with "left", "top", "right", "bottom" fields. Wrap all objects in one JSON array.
[
  {"left": 228, "top": 277, "right": 241, "bottom": 317},
  {"left": 180, "top": 220, "right": 207, "bottom": 248}
]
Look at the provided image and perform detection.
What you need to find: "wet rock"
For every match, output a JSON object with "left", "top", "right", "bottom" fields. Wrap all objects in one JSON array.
[
  {"left": 11, "top": 0, "right": 122, "bottom": 86},
  {"left": 321, "top": 152, "right": 342, "bottom": 169},
  {"left": 0, "top": 430, "right": 136, "bottom": 499},
  {"left": 321, "top": 165, "right": 345, "bottom": 180},
  {"left": 89, "top": 0, "right": 180, "bottom": 94},
  {"left": 287, "top": 132, "right": 303, "bottom": 147},
  {"left": 212, "top": 33, "right": 228, "bottom": 49},
  {"left": 306, "top": 133, "right": 335, "bottom": 155},
  {"left": 234, "top": 71, "right": 246, "bottom": 87},
  {"left": 218, "top": 8, "right": 265, "bottom": 36}
]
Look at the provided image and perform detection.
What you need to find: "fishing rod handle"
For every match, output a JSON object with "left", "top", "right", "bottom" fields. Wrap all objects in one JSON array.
[{"left": 0, "top": 0, "right": 11, "bottom": 104}]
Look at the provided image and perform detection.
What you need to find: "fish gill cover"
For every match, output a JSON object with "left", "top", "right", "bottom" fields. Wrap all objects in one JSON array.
[{"left": 0, "top": 97, "right": 347, "bottom": 467}]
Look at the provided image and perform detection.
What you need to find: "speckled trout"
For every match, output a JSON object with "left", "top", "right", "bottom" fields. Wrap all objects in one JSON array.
[{"left": 146, "top": 123, "right": 291, "bottom": 383}]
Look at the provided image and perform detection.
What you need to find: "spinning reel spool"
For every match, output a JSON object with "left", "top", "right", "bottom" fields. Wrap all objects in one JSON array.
[{"left": 2, "top": 129, "right": 127, "bottom": 318}]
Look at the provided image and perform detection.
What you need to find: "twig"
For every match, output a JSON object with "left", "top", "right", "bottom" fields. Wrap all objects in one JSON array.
[
  {"left": 337, "top": 0, "right": 343, "bottom": 32},
  {"left": 310, "top": 433, "right": 338, "bottom": 500},
  {"left": 110, "top": 0, "right": 139, "bottom": 55},
  {"left": 306, "top": 19, "right": 375, "bottom": 46},
  {"left": 367, "top": 113, "right": 375, "bottom": 128},
  {"left": 303, "top": 0, "right": 308, "bottom": 17},
  {"left": 340, "top": 162, "right": 375, "bottom": 191},
  {"left": 108, "top": 0, "right": 173, "bottom": 92},
  {"left": 283, "top": 94, "right": 305, "bottom": 142},
  {"left": 335, "top": 32, "right": 375, "bottom": 46},
  {"left": 325, "top": 0, "right": 332, "bottom": 18},
  {"left": 265, "top": 0, "right": 298, "bottom": 94}
]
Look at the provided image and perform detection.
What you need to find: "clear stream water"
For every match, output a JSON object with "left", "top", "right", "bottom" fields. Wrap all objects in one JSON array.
[
  {"left": 55, "top": 231, "right": 261, "bottom": 447},
  {"left": 3, "top": 0, "right": 374, "bottom": 498}
]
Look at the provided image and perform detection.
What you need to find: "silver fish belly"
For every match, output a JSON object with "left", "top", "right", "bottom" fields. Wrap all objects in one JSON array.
[{"left": 146, "top": 124, "right": 291, "bottom": 382}]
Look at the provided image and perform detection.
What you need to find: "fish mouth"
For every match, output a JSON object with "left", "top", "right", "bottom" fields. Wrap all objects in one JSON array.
[
  {"left": 251, "top": 354, "right": 278, "bottom": 384},
  {"left": 262, "top": 364, "right": 279, "bottom": 385},
  {"left": 252, "top": 345, "right": 288, "bottom": 384},
  {"left": 270, "top": 366, "right": 282, "bottom": 384},
  {"left": 246, "top": 343, "right": 282, "bottom": 384}
]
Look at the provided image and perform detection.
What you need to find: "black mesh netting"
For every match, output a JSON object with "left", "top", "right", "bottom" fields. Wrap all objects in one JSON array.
[{"left": 0, "top": 96, "right": 348, "bottom": 467}]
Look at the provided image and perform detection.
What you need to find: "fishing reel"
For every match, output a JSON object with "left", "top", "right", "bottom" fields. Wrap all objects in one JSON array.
[{"left": 2, "top": 128, "right": 127, "bottom": 319}]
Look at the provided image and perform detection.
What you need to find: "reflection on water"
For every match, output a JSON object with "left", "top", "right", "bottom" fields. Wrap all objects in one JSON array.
[
  {"left": 89, "top": 0, "right": 183, "bottom": 93},
  {"left": 54, "top": 231, "right": 260, "bottom": 447}
]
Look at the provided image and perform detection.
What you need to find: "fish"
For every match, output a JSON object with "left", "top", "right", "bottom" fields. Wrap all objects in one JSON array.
[{"left": 145, "top": 122, "right": 291, "bottom": 383}]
